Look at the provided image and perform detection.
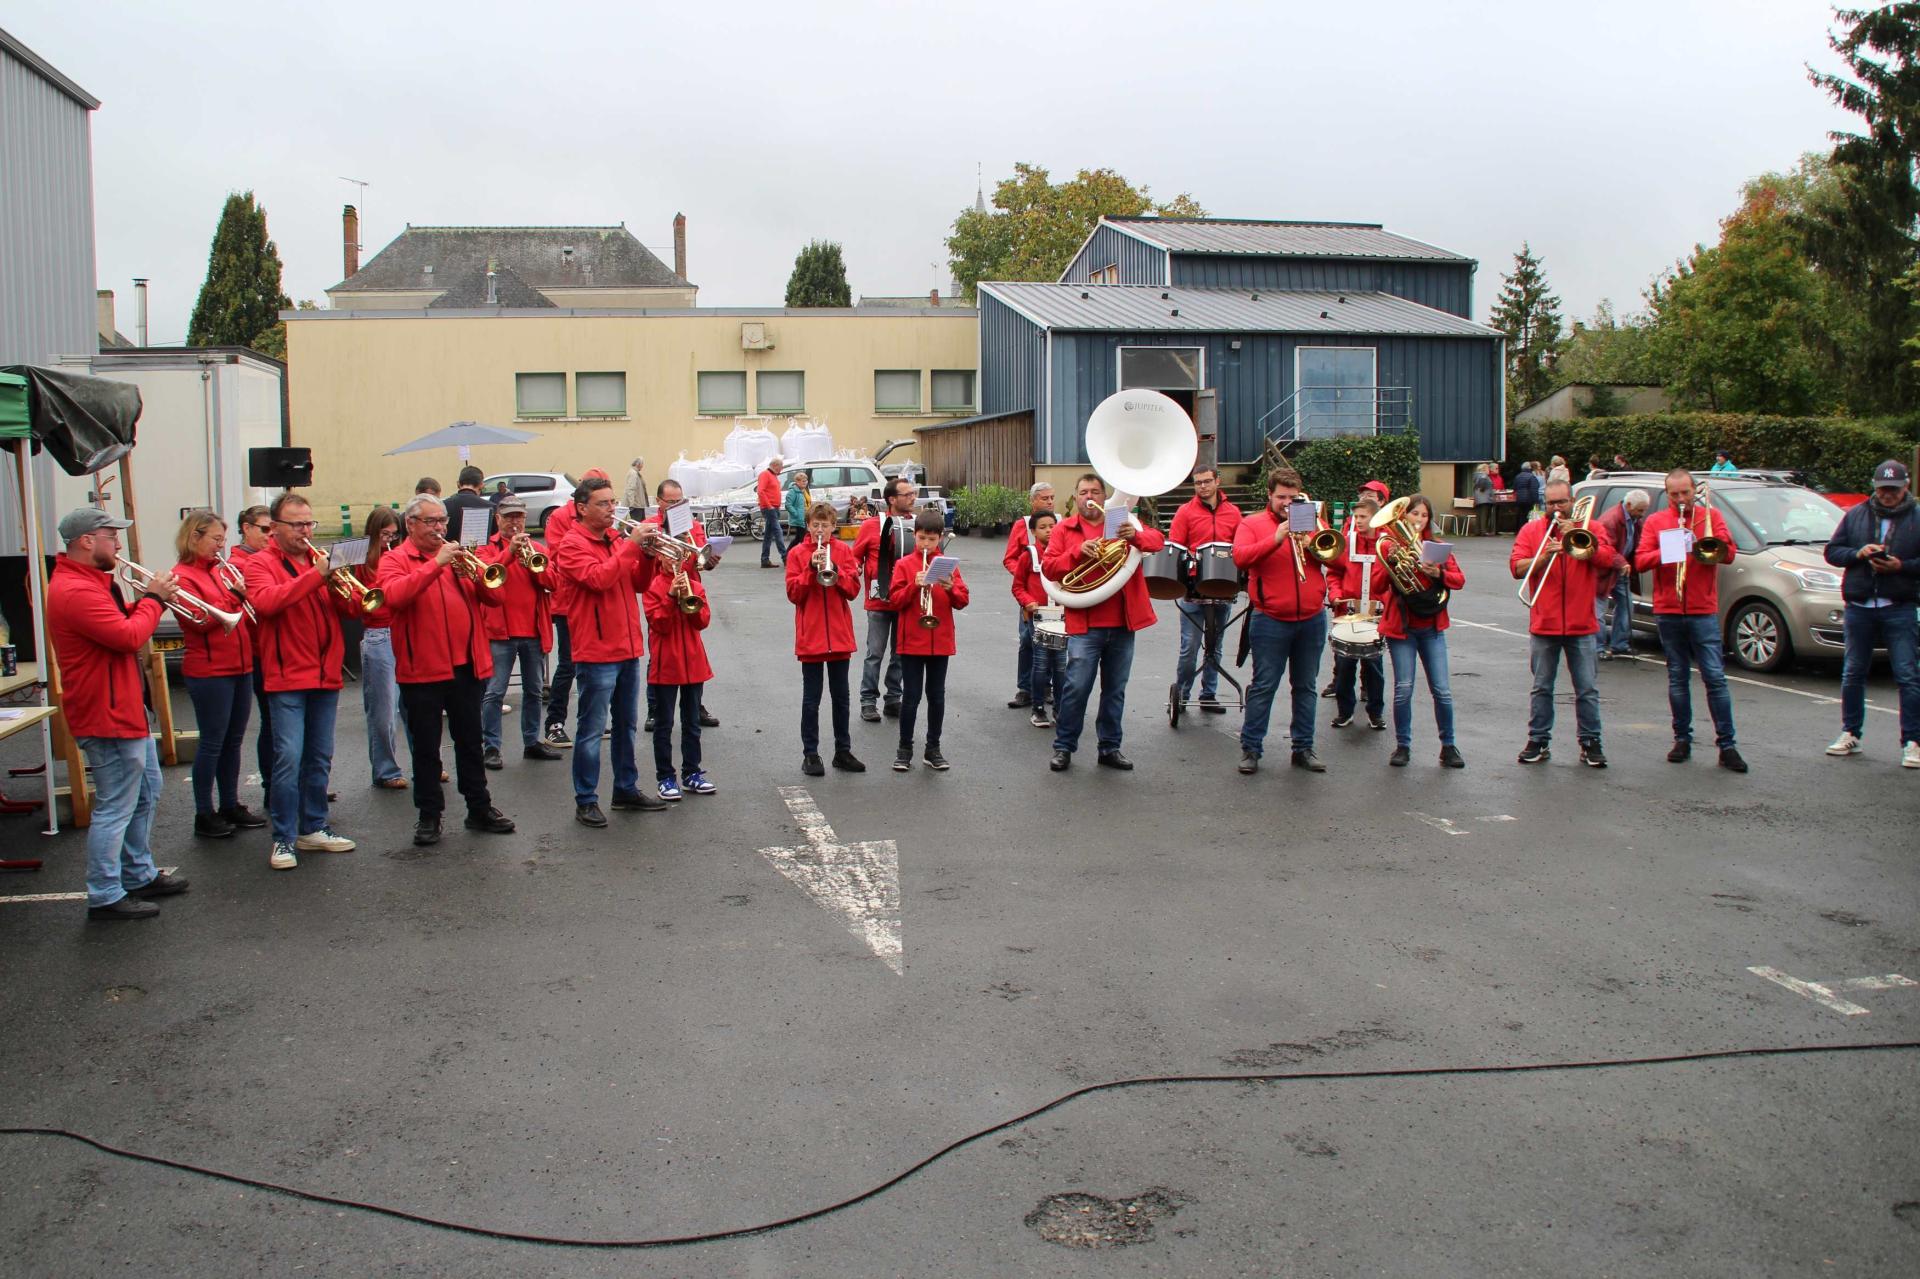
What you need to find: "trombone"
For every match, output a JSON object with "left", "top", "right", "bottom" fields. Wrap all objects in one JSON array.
[
  {"left": 1288, "top": 498, "right": 1345, "bottom": 580},
  {"left": 1516, "top": 494, "right": 1598, "bottom": 606},
  {"left": 115, "top": 557, "right": 245, "bottom": 634},
  {"left": 301, "top": 538, "right": 385, "bottom": 613},
  {"left": 1674, "top": 483, "right": 1730, "bottom": 597},
  {"left": 212, "top": 553, "right": 258, "bottom": 623}
]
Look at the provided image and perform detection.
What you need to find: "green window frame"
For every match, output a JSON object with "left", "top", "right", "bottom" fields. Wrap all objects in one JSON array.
[
  {"left": 874, "top": 369, "right": 921, "bottom": 412},
  {"left": 576, "top": 371, "right": 627, "bottom": 417},
  {"left": 697, "top": 371, "right": 748, "bottom": 415},
  {"left": 515, "top": 372, "right": 567, "bottom": 418},
  {"left": 756, "top": 370, "right": 805, "bottom": 413},
  {"left": 931, "top": 369, "right": 976, "bottom": 412}
]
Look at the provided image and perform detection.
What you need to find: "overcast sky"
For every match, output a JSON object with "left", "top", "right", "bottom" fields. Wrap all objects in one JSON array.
[{"left": 14, "top": 0, "right": 1856, "bottom": 346}]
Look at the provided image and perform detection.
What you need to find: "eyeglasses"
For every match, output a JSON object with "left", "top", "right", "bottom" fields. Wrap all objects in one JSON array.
[
  {"left": 274, "top": 519, "right": 318, "bottom": 532},
  {"left": 247, "top": 523, "right": 271, "bottom": 534},
  {"left": 412, "top": 515, "right": 449, "bottom": 527}
]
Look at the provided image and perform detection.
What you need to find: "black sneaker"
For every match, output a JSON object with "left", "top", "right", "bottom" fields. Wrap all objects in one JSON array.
[
  {"left": 923, "top": 746, "right": 950, "bottom": 771},
  {"left": 1368, "top": 714, "right": 1387, "bottom": 731},
  {"left": 883, "top": 701, "right": 902, "bottom": 719},
  {"left": 194, "top": 811, "right": 235, "bottom": 839},
  {"left": 802, "top": 753, "right": 826, "bottom": 777},
  {"left": 1008, "top": 690, "right": 1032, "bottom": 709},
  {"left": 1518, "top": 740, "right": 1550, "bottom": 764},
  {"left": 611, "top": 789, "right": 668, "bottom": 812},
  {"left": 1320, "top": 682, "right": 1336, "bottom": 698},
  {"left": 128, "top": 870, "right": 190, "bottom": 899},
  {"left": 220, "top": 803, "right": 268, "bottom": 829},
  {"left": 523, "top": 742, "right": 563, "bottom": 761},
  {"left": 575, "top": 803, "right": 608, "bottom": 828},
  {"left": 644, "top": 715, "right": 656, "bottom": 733},
  {"left": 1291, "top": 749, "right": 1326, "bottom": 772},
  {"left": 1388, "top": 746, "right": 1411, "bottom": 767},
  {"left": 893, "top": 749, "right": 912, "bottom": 772},
  {"left": 1238, "top": 752, "right": 1259, "bottom": 774},
  {"left": 860, "top": 703, "right": 882, "bottom": 723},
  {"left": 88, "top": 897, "right": 159, "bottom": 920},
  {"left": 414, "top": 814, "right": 442, "bottom": 846},
  {"left": 1198, "top": 698, "right": 1227, "bottom": 715},
  {"left": 464, "top": 807, "right": 515, "bottom": 834},
  {"left": 1049, "top": 750, "right": 1071, "bottom": 771},
  {"left": 1439, "top": 745, "right": 1466, "bottom": 769},
  {"left": 482, "top": 747, "right": 504, "bottom": 771},
  {"left": 1580, "top": 741, "right": 1608, "bottom": 768},
  {"left": 1719, "top": 747, "right": 1748, "bottom": 773},
  {"left": 1331, "top": 713, "right": 1354, "bottom": 729},
  {"left": 831, "top": 750, "right": 866, "bottom": 773},
  {"left": 1668, "top": 740, "right": 1691, "bottom": 763},
  {"left": 544, "top": 723, "right": 573, "bottom": 748}
]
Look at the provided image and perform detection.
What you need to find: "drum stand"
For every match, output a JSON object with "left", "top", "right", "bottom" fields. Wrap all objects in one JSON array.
[{"left": 1167, "top": 595, "right": 1252, "bottom": 728}]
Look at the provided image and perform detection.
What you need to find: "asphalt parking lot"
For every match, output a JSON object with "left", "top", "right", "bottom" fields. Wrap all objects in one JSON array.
[{"left": 1, "top": 534, "right": 1915, "bottom": 1277}]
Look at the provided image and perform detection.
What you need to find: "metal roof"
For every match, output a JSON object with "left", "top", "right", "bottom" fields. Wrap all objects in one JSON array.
[
  {"left": 979, "top": 283, "right": 1500, "bottom": 339},
  {"left": 1105, "top": 216, "right": 1469, "bottom": 263},
  {"left": 0, "top": 26, "right": 99, "bottom": 110}
]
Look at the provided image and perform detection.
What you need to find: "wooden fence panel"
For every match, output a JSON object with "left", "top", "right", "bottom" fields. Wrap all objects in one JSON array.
[{"left": 914, "top": 411, "right": 1033, "bottom": 491}]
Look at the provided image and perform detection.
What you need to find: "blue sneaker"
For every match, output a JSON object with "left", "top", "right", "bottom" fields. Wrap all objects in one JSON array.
[
  {"left": 684, "top": 770, "right": 717, "bottom": 795},
  {"left": 657, "top": 776, "right": 682, "bottom": 802}
]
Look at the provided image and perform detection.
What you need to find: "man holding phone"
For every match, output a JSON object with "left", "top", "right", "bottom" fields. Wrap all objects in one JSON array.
[{"left": 1824, "top": 460, "right": 1920, "bottom": 768}]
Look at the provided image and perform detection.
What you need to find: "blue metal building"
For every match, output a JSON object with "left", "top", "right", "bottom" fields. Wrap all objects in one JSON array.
[{"left": 981, "top": 216, "right": 1504, "bottom": 469}]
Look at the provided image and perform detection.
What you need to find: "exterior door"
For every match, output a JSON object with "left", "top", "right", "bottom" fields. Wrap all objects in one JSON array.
[{"left": 1296, "top": 347, "right": 1377, "bottom": 438}]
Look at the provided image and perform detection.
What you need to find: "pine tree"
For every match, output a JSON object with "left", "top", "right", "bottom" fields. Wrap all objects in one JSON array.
[
  {"left": 186, "top": 192, "right": 291, "bottom": 354},
  {"left": 1489, "top": 243, "right": 1564, "bottom": 412},
  {"left": 785, "top": 240, "right": 852, "bottom": 308}
]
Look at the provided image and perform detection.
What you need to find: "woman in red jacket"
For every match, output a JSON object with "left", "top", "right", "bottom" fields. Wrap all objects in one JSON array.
[
  {"left": 786, "top": 502, "right": 865, "bottom": 776},
  {"left": 887, "top": 511, "right": 968, "bottom": 772},
  {"left": 643, "top": 556, "right": 714, "bottom": 800},
  {"left": 1370, "top": 496, "right": 1467, "bottom": 769},
  {"left": 173, "top": 512, "right": 267, "bottom": 838},
  {"left": 357, "top": 508, "right": 410, "bottom": 789}
]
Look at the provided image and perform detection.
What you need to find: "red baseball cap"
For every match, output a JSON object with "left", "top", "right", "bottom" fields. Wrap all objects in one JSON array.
[{"left": 1360, "top": 480, "right": 1391, "bottom": 500}]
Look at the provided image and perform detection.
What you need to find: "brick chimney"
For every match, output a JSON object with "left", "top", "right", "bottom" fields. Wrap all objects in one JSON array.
[
  {"left": 96, "top": 289, "right": 116, "bottom": 345},
  {"left": 342, "top": 204, "right": 360, "bottom": 280},
  {"left": 673, "top": 212, "right": 687, "bottom": 281},
  {"left": 929, "top": 288, "right": 939, "bottom": 306}
]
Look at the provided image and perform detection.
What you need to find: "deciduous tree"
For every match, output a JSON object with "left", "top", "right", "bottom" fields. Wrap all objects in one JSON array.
[{"left": 785, "top": 240, "right": 852, "bottom": 308}]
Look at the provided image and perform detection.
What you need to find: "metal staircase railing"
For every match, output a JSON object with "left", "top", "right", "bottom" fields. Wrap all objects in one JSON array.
[{"left": 1258, "top": 386, "right": 1414, "bottom": 447}]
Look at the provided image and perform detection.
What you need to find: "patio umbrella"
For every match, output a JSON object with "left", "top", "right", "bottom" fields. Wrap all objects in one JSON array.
[{"left": 383, "top": 421, "right": 540, "bottom": 456}]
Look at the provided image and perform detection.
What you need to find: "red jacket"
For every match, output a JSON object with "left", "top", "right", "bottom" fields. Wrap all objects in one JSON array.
[
  {"left": 1011, "top": 539, "right": 1051, "bottom": 610},
  {"left": 243, "top": 542, "right": 352, "bottom": 692},
  {"left": 1168, "top": 495, "right": 1243, "bottom": 554},
  {"left": 1510, "top": 515, "right": 1621, "bottom": 636},
  {"left": 888, "top": 555, "right": 969, "bottom": 656},
  {"left": 48, "top": 558, "right": 162, "bottom": 739},
  {"left": 642, "top": 573, "right": 713, "bottom": 684},
  {"left": 477, "top": 531, "right": 554, "bottom": 649},
  {"left": 1233, "top": 509, "right": 1344, "bottom": 623},
  {"left": 1592, "top": 504, "right": 1644, "bottom": 597},
  {"left": 641, "top": 511, "right": 710, "bottom": 581},
  {"left": 1041, "top": 513, "right": 1164, "bottom": 635},
  {"left": 544, "top": 500, "right": 580, "bottom": 617},
  {"left": 374, "top": 538, "right": 500, "bottom": 683},
  {"left": 354, "top": 555, "right": 393, "bottom": 630},
  {"left": 174, "top": 556, "right": 253, "bottom": 677},
  {"left": 1327, "top": 517, "right": 1381, "bottom": 610},
  {"left": 552, "top": 524, "right": 653, "bottom": 664},
  {"left": 756, "top": 469, "right": 781, "bottom": 509},
  {"left": 852, "top": 512, "right": 922, "bottom": 613},
  {"left": 786, "top": 537, "right": 860, "bottom": 661},
  {"left": 1633, "top": 506, "right": 1735, "bottom": 615},
  {"left": 1002, "top": 519, "right": 1032, "bottom": 580},
  {"left": 1369, "top": 535, "right": 1467, "bottom": 638}
]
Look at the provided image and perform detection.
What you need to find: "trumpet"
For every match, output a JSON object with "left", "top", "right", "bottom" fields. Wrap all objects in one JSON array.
[
  {"left": 301, "top": 538, "right": 385, "bottom": 613},
  {"left": 1516, "top": 494, "right": 1597, "bottom": 606},
  {"left": 670, "top": 560, "right": 702, "bottom": 616},
  {"left": 1675, "top": 483, "right": 1730, "bottom": 597},
  {"left": 439, "top": 535, "right": 506, "bottom": 590},
  {"left": 649, "top": 530, "right": 705, "bottom": 567},
  {"left": 514, "top": 539, "right": 547, "bottom": 574},
  {"left": 812, "top": 531, "right": 837, "bottom": 587},
  {"left": 115, "top": 557, "right": 245, "bottom": 633},
  {"left": 917, "top": 549, "right": 939, "bottom": 629},
  {"left": 212, "top": 553, "right": 258, "bottom": 623}
]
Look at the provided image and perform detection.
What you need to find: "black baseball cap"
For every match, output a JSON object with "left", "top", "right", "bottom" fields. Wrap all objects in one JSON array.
[{"left": 1873, "top": 460, "right": 1909, "bottom": 487}]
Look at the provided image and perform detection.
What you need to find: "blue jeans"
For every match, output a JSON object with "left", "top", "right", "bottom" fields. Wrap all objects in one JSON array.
[
  {"left": 1176, "top": 599, "right": 1231, "bottom": 701},
  {"left": 801, "top": 658, "right": 852, "bottom": 755},
  {"left": 360, "top": 628, "right": 404, "bottom": 784},
  {"left": 1841, "top": 603, "right": 1920, "bottom": 743},
  {"left": 184, "top": 672, "right": 250, "bottom": 814},
  {"left": 760, "top": 508, "right": 788, "bottom": 564},
  {"left": 544, "top": 615, "right": 574, "bottom": 729},
  {"left": 573, "top": 658, "right": 641, "bottom": 806},
  {"left": 266, "top": 688, "right": 338, "bottom": 844},
  {"left": 1655, "top": 614, "right": 1737, "bottom": 749},
  {"left": 651, "top": 681, "right": 704, "bottom": 780},
  {"left": 860, "top": 609, "right": 902, "bottom": 707},
  {"left": 484, "top": 637, "right": 547, "bottom": 750},
  {"left": 1053, "top": 627, "right": 1135, "bottom": 755},
  {"left": 1387, "top": 627, "right": 1455, "bottom": 748},
  {"left": 1528, "top": 633, "right": 1602, "bottom": 745},
  {"left": 78, "top": 735, "right": 161, "bottom": 907},
  {"left": 251, "top": 665, "right": 275, "bottom": 787},
  {"left": 1031, "top": 638, "right": 1066, "bottom": 712},
  {"left": 1015, "top": 614, "right": 1034, "bottom": 697},
  {"left": 1240, "top": 610, "right": 1327, "bottom": 757},
  {"left": 1598, "top": 580, "right": 1634, "bottom": 652}
]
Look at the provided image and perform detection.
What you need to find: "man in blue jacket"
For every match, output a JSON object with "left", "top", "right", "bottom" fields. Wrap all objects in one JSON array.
[{"left": 1823, "top": 460, "right": 1920, "bottom": 768}]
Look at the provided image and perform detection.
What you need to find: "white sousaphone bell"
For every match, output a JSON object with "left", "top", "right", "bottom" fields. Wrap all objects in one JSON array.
[{"left": 1043, "top": 389, "right": 1198, "bottom": 610}]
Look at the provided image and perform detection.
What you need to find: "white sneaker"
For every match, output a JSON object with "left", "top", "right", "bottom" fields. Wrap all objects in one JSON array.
[
  {"left": 1826, "top": 731, "right": 1862, "bottom": 757},
  {"left": 1904, "top": 741, "right": 1920, "bottom": 769},
  {"left": 295, "top": 827, "right": 356, "bottom": 853},
  {"left": 270, "top": 843, "right": 297, "bottom": 871}
]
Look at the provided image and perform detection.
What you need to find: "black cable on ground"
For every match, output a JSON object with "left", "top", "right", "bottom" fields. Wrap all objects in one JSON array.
[{"left": 3, "top": 1040, "right": 1914, "bottom": 1250}]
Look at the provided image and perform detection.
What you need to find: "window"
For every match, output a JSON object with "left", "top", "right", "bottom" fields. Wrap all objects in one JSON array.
[
  {"left": 576, "top": 372, "right": 626, "bottom": 417},
  {"left": 1118, "top": 347, "right": 1203, "bottom": 391},
  {"left": 515, "top": 372, "right": 566, "bottom": 418},
  {"left": 931, "top": 370, "right": 975, "bottom": 412},
  {"left": 508, "top": 475, "right": 556, "bottom": 493},
  {"left": 1294, "top": 347, "right": 1376, "bottom": 438},
  {"left": 808, "top": 467, "right": 850, "bottom": 488},
  {"left": 757, "top": 370, "right": 804, "bottom": 413},
  {"left": 875, "top": 370, "right": 921, "bottom": 412},
  {"left": 697, "top": 371, "right": 748, "bottom": 415},
  {"left": 1091, "top": 264, "right": 1119, "bottom": 285}
]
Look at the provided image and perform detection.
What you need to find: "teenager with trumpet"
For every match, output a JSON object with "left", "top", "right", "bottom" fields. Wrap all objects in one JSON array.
[
  {"left": 888, "top": 510, "right": 968, "bottom": 771},
  {"left": 643, "top": 521, "right": 716, "bottom": 800},
  {"left": 477, "top": 495, "right": 561, "bottom": 770},
  {"left": 1509, "top": 480, "right": 1621, "bottom": 767},
  {"left": 1369, "top": 495, "right": 1466, "bottom": 769},
  {"left": 172, "top": 511, "right": 267, "bottom": 838},
  {"left": 640, "top": 479, "right": 721, "bottom": 733},
  {"left": 787, "top": 501, "right": 865, "bottom": 776},
  {"left": 1633, "top": 469, "right": 1745, "bottom": 771}
]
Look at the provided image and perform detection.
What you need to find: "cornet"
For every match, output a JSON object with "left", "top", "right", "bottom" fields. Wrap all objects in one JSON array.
[
  {"left": 514, "top": 539, "right": 547, "bottom": 573},
  {"left": 812, "top": 532, "right": 837, "bottom": 587},
  {"left": 439, "top": 535, "right": 506, "bottom": 590},
  {"left": 917, "top": 550, "right": 939, "bottom": 629},
  {"left": 670, "top": 561, "right": 702, "bottom": 616},
  {"left": 115, "top": 557, "right": 245, "bottom": 634},
  {"left": 301, "top": 538, "right": 385, "bottom": 613},
  {"left": 213, "top": 553, "right": 258, "bottom": 623}
]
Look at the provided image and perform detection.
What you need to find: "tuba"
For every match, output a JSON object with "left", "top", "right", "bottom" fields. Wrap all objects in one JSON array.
[
  {"left": 1046, "top": 390, "right": 1198, "bottom": 610},
  {"left": 1369, "top": 497, "right": 1450, "bottom": 618}
]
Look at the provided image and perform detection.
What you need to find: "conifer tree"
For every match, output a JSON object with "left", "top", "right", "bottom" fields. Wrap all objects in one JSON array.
[{"left": 187, "top": 192, "right": 291, "bottom": 354}]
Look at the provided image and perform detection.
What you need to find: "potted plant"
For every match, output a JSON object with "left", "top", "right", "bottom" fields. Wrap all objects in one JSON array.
[{"left": 951, "top": 486, "right": 979, "bottom": 535}]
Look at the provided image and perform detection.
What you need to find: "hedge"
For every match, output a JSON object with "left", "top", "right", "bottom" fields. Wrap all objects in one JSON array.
[
  {"left": 1504, "top": 412, "right": 1916, "bottom": 494},
  {"left": 1262, "top": 433, "right": 1423, "bottom": 506}
]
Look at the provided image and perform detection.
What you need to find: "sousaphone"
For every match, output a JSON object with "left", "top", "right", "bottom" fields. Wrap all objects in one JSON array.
[{"left": 1043, "top": 390, "right": 1198, "bottom": 609}]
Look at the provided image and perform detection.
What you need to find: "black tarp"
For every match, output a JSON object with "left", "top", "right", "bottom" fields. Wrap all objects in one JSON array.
[{"left": 0, "top": 365, "right": 140, "bottom": 476}]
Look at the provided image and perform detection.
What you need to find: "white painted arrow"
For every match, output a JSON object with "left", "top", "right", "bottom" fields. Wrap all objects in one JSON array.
[
  {"left": 759, "top": 787, "right": 902, "bottom": 974},
  {"left": 1748, "top": 966, "right": 1917, "bottom": 1016}
]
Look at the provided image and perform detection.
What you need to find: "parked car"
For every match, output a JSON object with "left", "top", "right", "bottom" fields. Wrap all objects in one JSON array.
[
  {"left": 703, "top": 443, "right": 947, "bottom": 533},
  {"left": 481, "top": 471, "right": 579, "bottom": 533},
  {"left": 1573, "top": 470, "right": 1879, "bottom": 673}
]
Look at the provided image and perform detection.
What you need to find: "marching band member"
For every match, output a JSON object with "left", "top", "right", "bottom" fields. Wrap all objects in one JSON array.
[
  {"left": 1509, "top": 480, "right": 1621, "bottom": 767},
  {"left": 48, "top": 509, "right": 188, "bottom": 919},
  {"left": 641, "top": 479, "right": 720, "bottom": 732},
  {"left": 1168, "top": 466, "right": 1242, "bottom": 715},
  {"left": 787, "top": 501, "right": 865, "bottom": 776},
  {"left": 1002, "top": 481, "right": 1055, "bottom": 710},
  {"left": 539, "top": 465, "right": 609, "bottom": 750},
  {"left": 551, "top": 475, "right": 668, "bottom": 826},
  {"left": 642, "top": 535, "right": 716, "bottom": 800},
  {"left": 853, "top": 478, "right": 919, "bottom": 721},
  {"left": 1042, "top": 473, "right": 1165, "bottom": 772},
  {"left": 1325, "top": 489, "right": 1386, "bottom": 731},
  {"left": 357, "top": 508, "right": 410, "bottom": 790},
  {"left": 1011, "top": 508, "right": 1061, "bottom": 728},
  {"left": 1370, "top": 495, "right": 1467, "bottom": 769},
  {"left": 233, "top": 504, "right": 276, "bottom": 805},
  {"left": 1633, "top": 469, "right": 1746, "bottom": 772},
  {"left": 374, "top": 496, "right": 517, "bottom": 846},
  {"left": 172, "top": 511, "right": 264, "bottom": 838},
  {"left": 1230, "top": 467, "right": 1342, "bottom": 775},
  {"left": 477, "top": 496, "right": 561, "bottom": 769},
  {"left": 888, "top": 510, "right": 968, "bottom": 771},
  {"left": 242, "top": 492, "right": 359, "bottom": 870}
]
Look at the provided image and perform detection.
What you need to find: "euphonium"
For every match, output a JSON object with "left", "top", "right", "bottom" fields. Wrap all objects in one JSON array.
[
  {"left": 114, "top": 557, "right": 245, "bottom": 634},
  {"left": 301, "top": 538, "right": 383, "bottom": 613},
  {"left": 1368, "top": 497, "right": 1450, "bottom": 618}
]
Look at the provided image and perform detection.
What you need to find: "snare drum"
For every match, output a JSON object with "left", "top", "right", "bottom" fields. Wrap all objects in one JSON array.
[
  {"left": 1191, "top": 542, "right": 1243, "bottom": 600},
  {"left": 1034, "top": 605, "right": 1069, "bottom": 652},
  {"left": 1141, "top": 541, "right": 1190, "bottom": 601},
  {"left": 1329, "top": 615, "right": 1383, "bottom": 660}
]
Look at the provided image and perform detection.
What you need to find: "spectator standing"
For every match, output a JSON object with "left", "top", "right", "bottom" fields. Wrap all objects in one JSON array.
[
  {"left": 443, "top": 465, "right": 495, "bottom": 543},
  {"left": 1592, "top": 490, "right": 1649, "bottom": 658},
  {"left": 1710, "top": 450, "right": 1738, "bottom": 474},
  {"left": 1472, "top": 464, "right": 1495, "bottom": 535},
  {"left": 784, "top": 471, "right": 811, "bottom": 540},
  {"left": 1511, "top": 463, "right": 1541, "bottom": 517},
  {"left": 1547, "top": 456, "right": 1571, "bottom": 486},
  {"left": 623, "top": 457, "right": 647, "bottom": 511},
  {"left": 757, "top": 457, "right": 788, "bottom": 566},
  {"left": 415, "top": 477, "right": 442, "bottom": 499},
  {"left": 1823, "top": 460, "right": 1920, "bottom": 767}
]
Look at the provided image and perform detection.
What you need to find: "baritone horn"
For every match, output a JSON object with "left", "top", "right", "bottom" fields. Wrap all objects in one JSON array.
[{"left": 114, "top": 557, "right": 245, "bottom": 633}]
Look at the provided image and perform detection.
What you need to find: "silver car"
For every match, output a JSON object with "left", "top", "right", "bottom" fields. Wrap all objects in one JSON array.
[{"left": 482, "top": 471, "right": 578, "bottom": 533}]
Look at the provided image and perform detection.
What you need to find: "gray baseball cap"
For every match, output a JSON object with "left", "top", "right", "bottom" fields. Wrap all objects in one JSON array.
[
  {"left": 58, "top": 508, "right": 132, "bottom": 543},
  {"left": 495, "top": 495, "right": 527, "bottom": 513}
]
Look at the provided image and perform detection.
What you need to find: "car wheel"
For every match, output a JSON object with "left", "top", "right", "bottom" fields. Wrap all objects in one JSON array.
[{"left": 1728, "top": 600, "right": 1790, "bottom": 672}]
